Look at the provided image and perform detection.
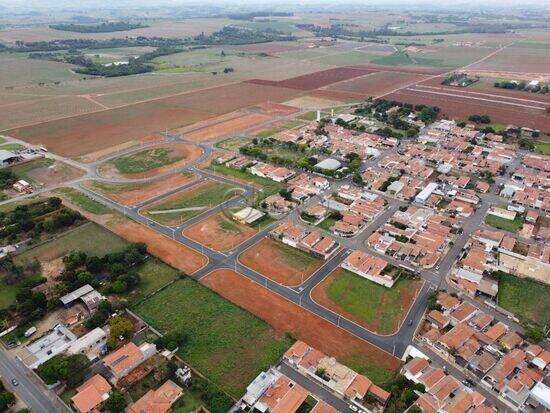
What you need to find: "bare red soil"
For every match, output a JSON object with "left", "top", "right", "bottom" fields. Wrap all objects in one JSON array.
[
  {"left": 183, "top": 212, "right": 258, "bottom": 252},
  {"left": 246, "top": 67, "right": 376, "bottom": 90},
  {"left": 348, "top": 64, "right": 450, "bottom": 75},
  {"left": 255, "top": 102, "right": 301, "bottom": 116},
  {"left": 239, "top": 237, "right": 324, "bottom": 286},
  {"left": 110, "top": 220, "right": 207, "bottom": 274},
  {"left": 201, "top": 269, "right": 401, "bottom": 374},
  {"left": 182, "top": 113, "right": 272, "bottom": 142},
  {"left": 387, "top": 88, "right": 550, "bottom": 131}
]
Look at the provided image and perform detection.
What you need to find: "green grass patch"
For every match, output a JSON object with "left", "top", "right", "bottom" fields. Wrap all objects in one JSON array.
[
  {"left": 113, "top": 147, "right": 184, "bottom": 174},
  {"left": 0, "top": 276, "right": 18, "bottom": 309},
  {"left": 317, "top": 216, "right": 339, "bottom": 231},
  {"left": 250, "top": 215, "right": 276, "bottom": 231},
  {"left": 498, "top": 272, "right": 550, "bottom": 326},
  {"left": 269, "top": 240, "right": 321, "bottom": 270},
  {"left": 485, "top": 213, "right": 524, "bottom": 233},
  {"left": 146, "top": 181, "right": 236, "bottom": 224},
  {"left": 134, "top": 277, "right": 292, "bottom": 398},
  {"left": 324, "top": 269, "right": 420, "bottom": 335},
  {"left": 0, "top": 136, "right": 6, "bottom": 144},
  {"left": 127, "top": 259, "right": 180, "bottom": 305},
  {"left": 535, "top": 142, "right": 550, "bottom": 155},
  {"left": 206, "top": 163, "right": 283, "bottom": 200},
  {"left": 0, "top": 143, "right": 26, "bottom": 151},
  {"left": 215, "top": 136, "right": 251, "bottom": 152},
  {"left": 55, "top": 188, "right": 112, "bottom": 215},
  {"left": 14, "top": 223, "right": 129, "bottom": 265},
  {"left": 255, "top": 129, "right": 278, "bottom": 139}
]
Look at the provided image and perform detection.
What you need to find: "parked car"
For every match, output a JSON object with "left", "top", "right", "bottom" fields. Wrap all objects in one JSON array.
[{"left": 11, "top": 379, "right": 18, "bottom": 386}]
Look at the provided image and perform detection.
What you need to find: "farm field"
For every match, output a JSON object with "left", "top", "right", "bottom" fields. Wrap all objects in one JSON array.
[
  {"left": 312, "top": 268, "right": 422, "bottom": 335},
  {"left": 498, "top": 272, "right": 550, "bottom": 326},
  {"left": 386, "top": 88, "right": 550, "bottom": 131},
  {"left": 239, "top": 238, "right": 324, "bottom": 286},
  {"left": 201, "top": 269, "right": 401, "bottom": 387},
  {"left": 14, "top": 222, "right": 129, "bottom": 265},
  {"left": 10, "top": 158, "right": 85, "bottom": 187},
  {"left": 183, "top": 212, "right": 259, "bottom": 252},
  {"left": 183, "top": 112, "right": 273, "bottom": 142},
  {"left": 469, "top": 43, "right": 550, "bottom": 73},
  {"left": 325, "top": 71, "right": 430, "bottom": 97},
  {"left": 99, "top": 142, "right": 203, "bottom": 179},
  {"left": 3, "top": 102, "right": 214, "bottom": 157},
  {"left": 108, "top": 219, "right": 207, "bottom": 274},
  {"left": 142, "top": 180, "right": 238, "bottom": 226},
  {"left": 134, "top": 276, "right": 292, "bottom": 397},
  {"left": 84, "top": 173, "right": 197, "bottom": 206}
]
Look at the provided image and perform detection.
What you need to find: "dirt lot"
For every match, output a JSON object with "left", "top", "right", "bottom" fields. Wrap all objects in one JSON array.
[
  {"left": 85, "top": 173, "right": 197, "bottom": 206},
  {"left": 254, "top": 102, "right": 301, "bottom": 116},
  {"left": 200, "top": 269, "right": 401, "bottom": 383},
  {"left": 183, "top": 212, "right": 258, "bottom": 252},
  {"left": 246, "top": 67, "right": 375, "bottom": 90},
  {"left": 110, "top": 220, "right": 207, "bottom": 274},
  {"left": 311, "top": 268, "right": 421, "bottom": 335},
  {"left": 16, "top": 159, "right": 85, "bottom": 186},
  {"left": 326, "top": 71, "right": 431, "bottom": 97},
  {"left": 283, "top": 95, "right": 343, "bottom": 110},
  {"left": 239, "top": 237, "right": 324, "bottom": 286},
  {"left": 4, "top": 103, "right": 213, "bottom": 157},
  {"left": 182, "top": 112, "right": 273, "bottom": 142},
  {"left": 98, "top": 142, "right": 203, "bottom": 179},
  {"left": 387, "top": 88, "right": 550, "bottom": 131}
]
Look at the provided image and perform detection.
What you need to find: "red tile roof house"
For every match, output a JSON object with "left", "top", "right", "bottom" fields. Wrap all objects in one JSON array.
[
  {"left": 102, "top": 342, "right": 157, "bottom": 381},
  {"left": 448, "top": 302, "right": 478, "bottom": 326},
  {"left": 341, "top": 250, "right": 399, "bottom": 288},
  {"left": 71, "top": 374, "right": 112, "bottom": 413},
  {"left": 127, "top": 380, "right": 183, "bottom": 413},
  {"left": 482, "top": 349, "right": 526, "bottom": 392}
]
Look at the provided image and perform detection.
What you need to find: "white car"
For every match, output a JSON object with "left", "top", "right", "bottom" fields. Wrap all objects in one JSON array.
[{"left": 349, "top": 405, "right": 358, "bottom": 412}]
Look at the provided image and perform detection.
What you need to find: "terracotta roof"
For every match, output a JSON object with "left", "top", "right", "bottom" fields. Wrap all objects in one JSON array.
[
  {"left": 311, "top": 401, "right": 338, "bottom": 413},
  {"left": 437, "top": 292, "right": 459, "bottom": 310},
  {"left": 403, "top": 357, "right": 429, "bottom": 376},
  {"left": 483, "top": 322, "right": 508, "bottom": 342},
  {"left": 72, "top": 374, "right": 111, "bottom": 413},
  {"left": 486, "top": 349, "right": 526, "bottom": 384},
  {"left": 368, "top": 384, "right": 390, "bottom": 403},
  {"left": 431, "top": 375, "right": 460, "bottom": 402},
  {"left": 344, "top": 374, "right": 372, "bottom": 400},
  {"left": 442, "top": 390, "right": 473, "bottom": 413},
  {"left": 127, "top": 380, "right": 183, "bottom": 413},
  {"left": 427, "top": 310, "right": 450, "bottom": 328},
  {"left": 416, "top": 393, "right": 438, "bottom": 413},
  {"left": 102, "top": 342, "right": 144, "bottom": 377},
  {"left": 284, "top": 340, "right": 310, "bottom": 360},
  {"left": 439, "top": 323, "right": 475, "bottom": 349},
  {"left": 419, "top": 367, "right": 446, "bottom": 390},
  {"left": 449, "top": 302, "right": 477, "bottom": 323}
]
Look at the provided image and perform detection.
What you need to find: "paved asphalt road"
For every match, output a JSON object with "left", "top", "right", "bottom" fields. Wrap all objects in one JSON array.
[{"left": 0, "top": 348, "right": 69, "bottom": 413}]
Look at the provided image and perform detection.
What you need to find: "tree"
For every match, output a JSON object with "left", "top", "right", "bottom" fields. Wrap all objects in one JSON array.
[
  {"left": 156, "top": 332, "right": 188, "bottom": 351},
  {"left": 37, "top": 354, "right": 89, "bottom": 386},
  {"left": 104, "top": 392, "right": 126, "bottom": 413},
  {"left": 0, "top": 390, "right": 15, "bottom": 412},
  {"left": 107, "top": 316, "right": 134, "bottom": 348},
  {"left": 352, "top": 173, "right": 364, "bottom": 186},
  {"left": 525, "top": 327, "right": 545, "bottom": 343}
]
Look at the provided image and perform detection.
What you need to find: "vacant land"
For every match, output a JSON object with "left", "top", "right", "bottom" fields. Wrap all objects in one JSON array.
[
  {"left": 184, "top": 212, "right": 258, "bottom": 252},
  {"left": 485, "top": 214, "right": 525, "bottom": 233},
  {"left": 55, "top": 188, "right": 112, "bottom": 215},
  {"left": 206, "top": 163, "right": 283, "bottom": 199},
  {"left": 0, "top": 276, "right": 18, "bottom": 309},
  {"left": 134, "top": 277, "right": 292, "bottom": 397},
  {"left": 470, "top": 44, "right": 550, "bottom": 74},
  {"left": 239, "top": 238, "right": 324, "bottom": 286},
  {"left": 201, "top": 269, "right": 400, "bottom": 386},
  {"left": 536, "top": 142, "right": 550, "bottom": 155},
  {"left": 312, "top": 268, "right": 422, "bottom": 335},
  {"left": 10, "top": 158, "right": 84, "bottom": 187},
  {"left": 498, "top": 272, "right": 550, "bottom": 326},
  {"left": 143, "top": 180, "right": 237, "bottom": 225},
  {"left": 216, "top": 136, "right": 252, "bottom": 152},
  {"left": 14, "top": 222, "right": 129, "bottom": 265},
  {"left": 183, "top": 112, "right": 272, "bottom": 142},
  {"left": 100, "top": 142, "right": 202, "bottom": 179},
  {"left": 326, "top": 71, "right": 429, "bottom": 97},
  {"left": 127, "top": 259, "right": 180, "bottom": 305},
  {"left": 85, "top": 173, "right": 196, "bottom": 206},
  {"left": 109, "top": 219, "right": 207, "bottom": 274}
]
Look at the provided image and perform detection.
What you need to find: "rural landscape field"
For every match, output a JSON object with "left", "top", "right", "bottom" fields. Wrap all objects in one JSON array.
[{"left": 0, "top": 1, "right": 549, "bottom": 413}]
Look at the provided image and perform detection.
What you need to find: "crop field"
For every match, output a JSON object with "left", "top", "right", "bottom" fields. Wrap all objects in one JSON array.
[
  {"left": 325, "top": 71, "right": 430, "bottom": 97},
  {"left": 470, "top": 44, "right": 550, "bottom": 73},
  {"left": 85, "top": 173, "right": 196, "bottom": 206},
  {"left": 143, "top": 180, "right": 237, "bottom": 225},
  {"left": 247, "top": 67, "right": 375, "bottom": 90},
  {"left": 183, "top": 212, "right": 259, "bottom": 252},
  {"left": 498, "top": 272, "right": 550, "bottom": 326},
  {"left": 239, "top": 238, "right": 324, "bottom": 286},
  {"left": 0, "top": 95, "right": 106, "bottom": 131},
  {"left": 386, "top": 88, "right": 550, "bottom": 131},
  {"left": 3, "top": 101, "right": 214, "bottom": 157},
  {"left": 315, "top": 51, "right": 383, "bottom": 66},
  {"left": 14, "top": 223, "right": 129, "bottom": 265},
  {"left": 201, "top": 269, "right": 401, "bottom": 386},
  {"left": 134, "top": 276, "right": 292, "bottom": 397},
  {"left": 312, "top": 268, "right": 422, "bottom": 335},
  {"left": 183, "top": 112, "right": 272, "bottom": 142},
  {"left": 100, "top": 142, "right": 202, "bottom": 178},
  {"left": 0, "top": 55, "right": 81, "bottom": 88}
]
